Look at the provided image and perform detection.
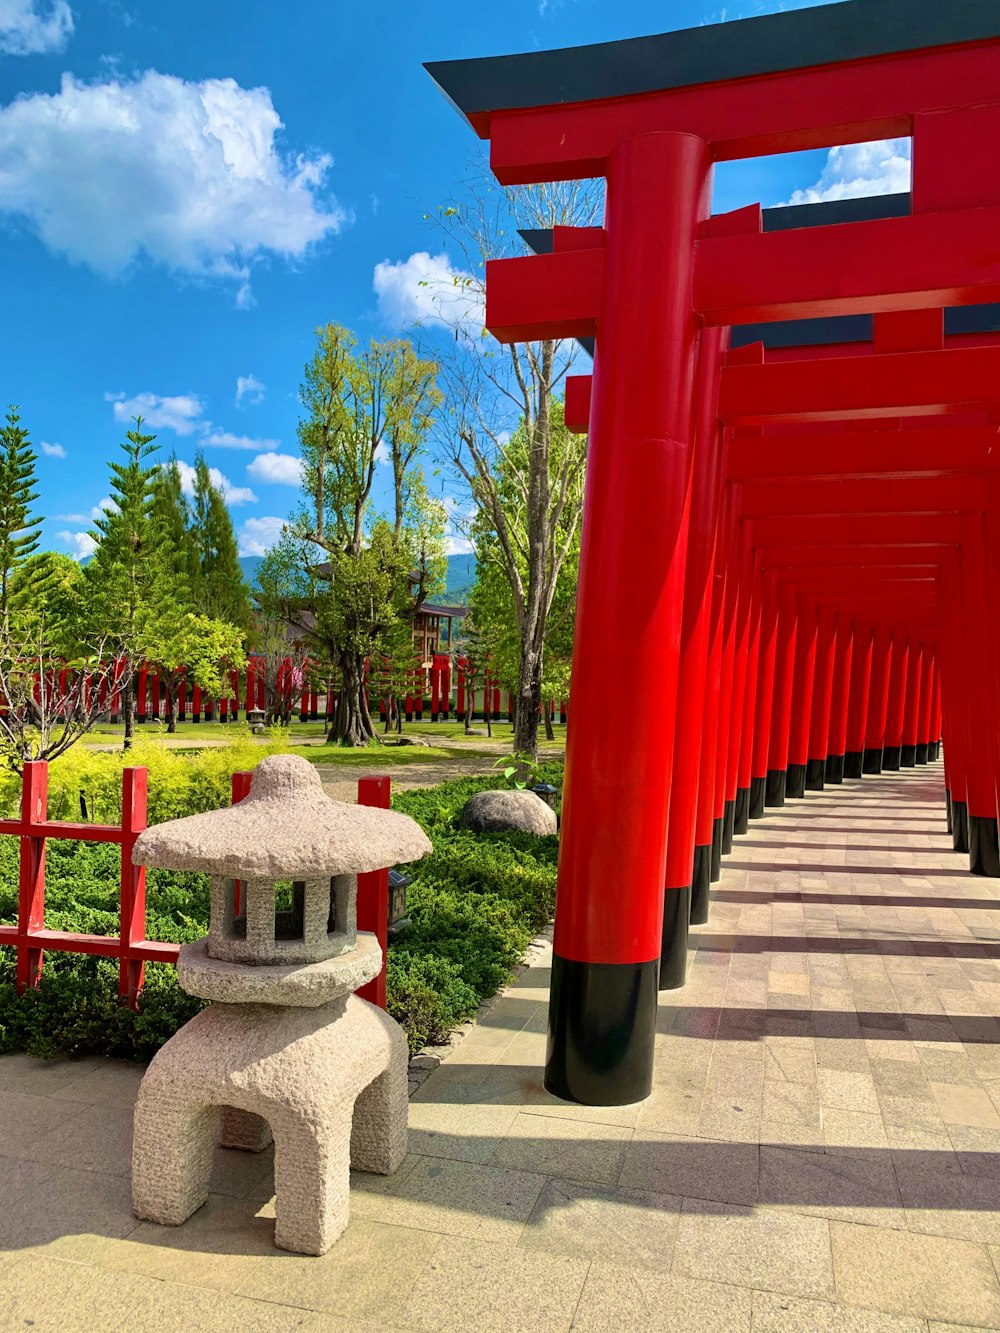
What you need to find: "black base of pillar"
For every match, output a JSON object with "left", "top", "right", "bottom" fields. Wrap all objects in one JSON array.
[
  {"left": 765, "top": 769, "right": 787, "bottom": 807},
  {"left": 805, "top": 758, "right": 826, "bottom": 791},
  {"left": 952, "top": 799, "right": 969, "bottom": 853},
  {"left": 900, "top": 744, "right": 917, "bottom": 767},
  {"left": 659, "top": 886, "right": 691, "bottom": 990},
  {"left": 929, "top": 740, "right": 941, "bottom": 760},
  {"left": 946, "top": 790, "right": 953, "bottom": 834},
  {"left": 710, "top": 818, "right": 723, "bottom": 882},
  {"left": 915, "top": 742, "right": 929, "bottom": 764},
  {"left": 690, "top": 845, "right": 711, "bottom": 924},
  {"left": 545, "top": 953, "right": 659, "bottom": 1105},
  {"left": 749, "top": 776, "right": 766, "bottom": 819},
  {"left": 882, "top": 745, "right": 901, "bottom": 771},
  {"left": 734, "top": 786, "right": 751, "bottom": 835},
  {"left": 969, "top": 815, "right": 1000, "bottom": 878},
  {"left": 825, "top": 753, "right": 845, "bottom": 784},
  {"left": 844, "top": 751, "right": 864, "bottom": 779},
  {"left": 722, "top": 800, "right": 736, "bottom": 855},
  {"left": 862, "top": 747, "right": 883, "bottom": 774},
  {"left": 786, "top": 763, "right": 807, "bottom": 799}
]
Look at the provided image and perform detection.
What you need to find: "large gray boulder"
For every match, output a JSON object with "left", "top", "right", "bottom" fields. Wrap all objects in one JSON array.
[{"left": 461, "top": 788, "right": 558, "bottom": 836}]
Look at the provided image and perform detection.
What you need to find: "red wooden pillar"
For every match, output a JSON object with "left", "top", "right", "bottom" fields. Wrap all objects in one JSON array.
[
  {"left": 119, "top": 767, "right": 148, "bottom": 1006},
  {"left": 137, "top": 666, "right": 148, "bottom": 724},
  {"left": 191, "top": 683, "right": 202, "bottom": 724},
  {"left": 694, "top": 487, "right": 728, "bottom": 880},
  {"left": 900, "top": 641, "right": 924, "bottom": 767},
  {"left": 749, "top": 568, "right": 779, "bottom": 816},
  {"left": 825, "top": 615, "right": 854, "bottom": 783},
  {"left": 16, "top": 761, "right": 47, "bottom": 993},
  {"left": 661, "top": 324, "right": 726, "bottom": 963},
  {"left": 882, "top": 634, "right": 910, "bottom": 771},
  {"left": 456, "top": 657, "right": 466, "bottom": 718},
  {"left": 806, "top": 605, "right": 838, "bottom": 790},
  {"left": 721, "top": 495, "right": 752, "bottom": 854},
  {"left": 845, "top": 624, "right": 874, "bottom": 778},
  {"left": 786, "top": 596, "right": 818, "bottom": 799},
  {"left": 547, "top": 131, "right": 709, "bottom": 1107},
  {"left": 931, "top": 659, "right": 943, "bottom": 753},
  {"left": 151, "top": 670, "right": 161, "bottom": 721},
  {"left": 442, "top": 656, "right": 452, "bottom": 721},
  {"left": 766, "top": 582, "right": 799, "bottom": 805},
  {"left": 863, "top": 626, "right": 893, "bottom": 774},
  {"left": 959, "top": 519, "right": 999, "bottom": 874},
  {"left": 735, "top": 548, "right": 763, "bottom": 833},
  {"left": 915, "top": 643, "right": 935, "bottom": 763},
  {"left": 356, "top": 776, "right": 390, "bottom": 1009},
  {"left": 178, "top": 674, "right": 187, "bottom": 722},
  {"left": 941, "top": 551, "right": 972, "bottom": 851}
]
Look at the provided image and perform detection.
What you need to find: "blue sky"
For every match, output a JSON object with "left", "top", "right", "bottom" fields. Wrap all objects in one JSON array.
[{"left": 0, "top": 0, "right": 909, "bottom": 561}]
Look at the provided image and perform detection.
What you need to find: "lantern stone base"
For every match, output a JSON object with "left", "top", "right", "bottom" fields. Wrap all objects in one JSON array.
[{"left": 132, "top": 993, "right": 408, "bottom": 1256}]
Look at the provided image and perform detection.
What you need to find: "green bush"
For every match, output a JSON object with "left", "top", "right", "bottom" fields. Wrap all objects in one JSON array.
[{"left": 0, "top": 760, "right": 563, "bottom": 1061}]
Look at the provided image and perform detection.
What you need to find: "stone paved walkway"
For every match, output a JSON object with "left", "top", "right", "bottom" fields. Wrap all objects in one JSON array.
[{"left": 5, "top": 760, "right": 1000, "bottom": 1330}]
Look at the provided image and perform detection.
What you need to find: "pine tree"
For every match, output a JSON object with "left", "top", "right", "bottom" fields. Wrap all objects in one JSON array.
[
  {"left": 0, "top": 407, "right": 42, "bottom": 626},
  {"left": 189, "top": 453, "right": 252, "bottom": 630},
  {"left": 85, "top": 417, "right": 175, "bottom": 749},
  {"left": 150, "top": 455, "right": 196, "bottom": 590}
]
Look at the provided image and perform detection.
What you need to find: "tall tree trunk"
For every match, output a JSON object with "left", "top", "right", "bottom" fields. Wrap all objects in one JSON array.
[
  {"left": 327, "top": 652, "right": 376, "bottom": 745},
  {"left": 513, "top": 645, "right": 543, "bottom": 762},
  {"left": 544, "top": 706, "right": 555, "bottom": 742},
  {"left": 166, "top": 681, "right": 179, "bottom": 734},
  {"left": 122, "top": 659, "right": 136, "bottom": 751}
]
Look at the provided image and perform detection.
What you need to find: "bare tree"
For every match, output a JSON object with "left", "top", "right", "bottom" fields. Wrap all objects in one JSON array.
[{"left": 430, "top": 171, "right": 598, "bottom": 761}]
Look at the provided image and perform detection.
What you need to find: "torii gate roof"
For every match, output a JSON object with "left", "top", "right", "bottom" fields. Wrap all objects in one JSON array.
[{"left": 426, "top": 0, "right": 1000, "bottom": 136}]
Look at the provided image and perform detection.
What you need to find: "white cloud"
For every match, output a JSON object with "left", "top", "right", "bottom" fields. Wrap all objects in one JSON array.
[
  {"left": 106, "top": 390, "right": 205, "bottom": 435},
  {"left": 446, "top": 534, "right": 474, "bottom": 555},
  {"left": 373, "top": 440, "right": 390, "bottom": 466},
  {"left": 238, "top": 515, "right": 285, "bottom": 557},
  {"left": 235, "top": 373, "right": 265, "bottom": 407},
  {"left": 247, "top": 451, "right": 301, "bottom": 486},
  {"left": 203, "top": 429, "right": 280, "bottom": 451},
  {"left": 442, "top": 494, "right": 475, "bottom": 556},
  {"left": 373, "top": 250, "right": 484, "bottom": 333},
  {"left": 174, "top": 458, "right": 257, "bottom": 506},
  {"left": 54, "top": 497, "right": 115, "bottom": 525},
  {"left": 0, "top": 0, "right": 72, "bottom": 55},
  {"left": 57, "top": 530, "right": 95, "bottom": 560},
  {"left": 784, "top": 138, "right": 911, "bottom": 206},
  {"left": 39, "top": 439, "right": 66, "bottom": 458},
  {"left": 0, "top": 70, "right": 344, "bottom": 302}
]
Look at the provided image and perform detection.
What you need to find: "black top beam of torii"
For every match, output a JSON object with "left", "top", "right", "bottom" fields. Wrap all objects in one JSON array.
[{"left": 425, "top": 0, "right": 1000, "bottom": 133}]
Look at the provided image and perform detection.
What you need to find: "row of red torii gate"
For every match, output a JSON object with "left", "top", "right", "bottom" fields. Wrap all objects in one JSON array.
[{"left": 427, "top": 0, "right": 1000, "bottom": 1105}]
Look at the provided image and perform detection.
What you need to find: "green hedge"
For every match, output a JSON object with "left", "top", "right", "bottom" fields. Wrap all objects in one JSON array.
[{"left": 0, "top": 757, "right": 562, "bottom": 1060}]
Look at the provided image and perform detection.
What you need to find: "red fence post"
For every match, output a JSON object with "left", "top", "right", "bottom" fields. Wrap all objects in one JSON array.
[
  {"left": 119, "top": 766, "right": 148, "bottom": 1007},
  {"left": 16, "top": 760, "right": 47, "bottom": 992},
  {"left": 356, "top": 775, "right": 390, "bottom": 1009},
  {"left": 230, "top": 770, "right": 252, "bottom": 917}
]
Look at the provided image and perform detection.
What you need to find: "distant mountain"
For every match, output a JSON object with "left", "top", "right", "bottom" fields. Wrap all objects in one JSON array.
[
  {"left": 238, "top": 551, "right": 476, "bottom": 601},
  {"left": 239, "top": 555, "right": 264, "bottom": 587},
  {"left": 443, "top": 551, "right": 476, "bottom": 605}
]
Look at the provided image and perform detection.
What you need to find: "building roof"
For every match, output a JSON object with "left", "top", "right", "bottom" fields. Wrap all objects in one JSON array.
[{"left": 425, "top": 0, "right": 1000, "bottom": 133}]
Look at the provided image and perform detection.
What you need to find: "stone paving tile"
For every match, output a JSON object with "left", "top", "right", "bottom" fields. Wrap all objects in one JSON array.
[
  {"left": 518, "top": 1177, "right": 681, "bottom": 1269},
  {"left": 672, "top": 1197, "right": 836, "bottom": 1300},
  {"left": 571, "top": 1261, "right": 752, "bottom": 1331},
  {"left": 751, "top": 1291, "right": 928, "bottom": 1332},
  {"left": 831, "top": 1221, "right": 1000, "bottom": 1326},
  {"left": 619, "top": 1129, "right": 759, "bottom": 1205},
  {"left": 0, "top": 1253, "right": 317, "bottom": 1332},
  {"left": 234, "top": 1218, "right": 441, "bottom": 1320},
  {"left": 363, "top": 1155, "right": 545, "bottom": 1244},
  {"left": 490, "top": 1109, "right": 632, "bottom": 1185},
  {"left": 758, "top": 1143, "right": 906, "bottom": 1229},
  {"left": 399, "top": 1235, "right": 589, "bottom": 1332}
]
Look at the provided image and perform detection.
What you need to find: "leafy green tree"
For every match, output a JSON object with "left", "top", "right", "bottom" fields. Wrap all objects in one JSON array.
[
  {"left": 0, "top": 407, "right": 42, "bottom": 626},
  {"left": 84, "top": 418, "right": 174, "bottom": 749},
  {"left": 261, "top": 323, "right": 445, "bottom": 745},
  {"left": 152, "top": 613, "right": 247, "bottom": 733},
  {"left": 189, "top": 454, "right": 252, "bottom": 631}
]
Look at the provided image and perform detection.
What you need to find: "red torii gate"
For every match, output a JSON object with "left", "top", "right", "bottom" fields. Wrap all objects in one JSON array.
[{"left": 428, "top": 0, "right": 1000, "bottom": 1106}]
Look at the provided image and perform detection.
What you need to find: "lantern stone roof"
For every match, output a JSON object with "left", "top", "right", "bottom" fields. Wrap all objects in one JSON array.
[{"left": 133, "top": 754, "right": 432, "bottom": 879}]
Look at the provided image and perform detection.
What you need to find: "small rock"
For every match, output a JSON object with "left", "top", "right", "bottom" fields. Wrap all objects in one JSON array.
[
  {"left": 410, "top": 1053, "right": 441, "bottom": 1070},
  {"left": 461, "top": 788, "right": 558, "bottom": 837}
]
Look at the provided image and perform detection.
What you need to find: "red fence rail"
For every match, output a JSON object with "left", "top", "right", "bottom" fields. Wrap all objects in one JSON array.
[{"left": 0, "top": 762, "right": 391, "bottom": 1011}]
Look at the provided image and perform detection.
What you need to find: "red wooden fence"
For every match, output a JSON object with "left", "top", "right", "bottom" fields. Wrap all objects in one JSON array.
[{"left": 0, "top": 763, "right": 391, "bottom": 1011}]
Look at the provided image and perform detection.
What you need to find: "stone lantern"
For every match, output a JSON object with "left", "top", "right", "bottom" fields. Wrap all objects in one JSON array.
[{"left": 129, "top": 754, "right": 431, "bottom": 1256}]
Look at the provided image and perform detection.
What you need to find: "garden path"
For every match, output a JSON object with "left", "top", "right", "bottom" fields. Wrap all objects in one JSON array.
[{"left": 4, "top": 761, "right": 1000, "bottom": 1329}]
